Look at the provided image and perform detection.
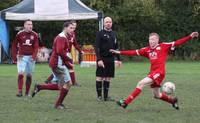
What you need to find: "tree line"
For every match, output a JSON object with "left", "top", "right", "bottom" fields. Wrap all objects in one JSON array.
[{"left": 1, "top": 0, "right": 200, "bottom": 60}]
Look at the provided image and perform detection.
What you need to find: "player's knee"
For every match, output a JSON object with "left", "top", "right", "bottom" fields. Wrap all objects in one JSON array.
[
  {"left": 137, "top": 82, "right": 144, "bottom": 89},
  {"left": 96, "top": 77, "right": 103, "bottom": 81},
  {"left": 63, "top": 82, "right": 72, "bottom": 89},
  {"left": 153, "top": 93, "right": 161, "bottom": 99}
]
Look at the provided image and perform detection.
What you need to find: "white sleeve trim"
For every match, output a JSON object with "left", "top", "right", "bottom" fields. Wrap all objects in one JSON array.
[{"left": 136, "top": 50, "right": 140, "bottom": 55}]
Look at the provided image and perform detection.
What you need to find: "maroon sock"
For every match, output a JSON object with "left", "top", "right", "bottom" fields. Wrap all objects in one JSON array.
[
  {"left": 47, "top": 74, "right": 54, "bottom": 81},
  {"left": 159, "top": 92, "right": 175, "bottom": 104},
  {"left": 124, "top": 88, "right": 142, "bottom": 105},
  {"left": 55, "top": 88, "right": 69, "bottom": 107},
  {"left": 69, "top": 72, "right": 76, "bottom": 85},
  {"left": 18, "top": 74, "right": 24, "bottom": 93},
  {"left": 25, "top": 76, "right": 32, "bottom": 95},
  {"left": 38, "top": 83, "right": 59, "bottom": 90}
]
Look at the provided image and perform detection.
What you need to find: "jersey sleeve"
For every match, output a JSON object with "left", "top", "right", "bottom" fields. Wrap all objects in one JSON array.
[
  {"left": 11, "top": 34, "right": 19, "bottom": 62},
  {"left": 162, "top": 35, "right": 192, "bottom": 50},
  {"left": 72, "top": 34, "right": 82, "bottom": 53},
  {"left": 56, "top": 37, "right": 72, "bottom": 68},
  {"left": 120, "top": 47, "right": 148, "bottom": 58},
  {"left": 95, "top": 31, "right": 102, "bottom": 61},
  {"left": 32, "top": 33, "right": 39, "bottom": 60}
]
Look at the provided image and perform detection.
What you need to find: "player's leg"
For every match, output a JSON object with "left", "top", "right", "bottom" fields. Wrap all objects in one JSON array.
[
  {"left": 69, "top": 68, "right": 80, "bottom": 86},
  {"left": 16, "top": 56, "right": 26, "bottom": 97},
  {"left": 117, "top": 77, "right": 153, "bottom": 108},
  {"left": 54, "top": 68, "right": 72, "bottom": 109},
  {"left": 25, "top": 57, "right": 35, "bottom": 96},
  {"left": 103, "top": 77, "right": 112, "bottom": 101},
  {"left": 96, "top": 77, "right": 103, "bottom": 101},
  {"left": 152, "top": 87, "right": 179, "bottom": 110},
  {"left": 44, "top": 74, "right": 54, "bottom": 83}
]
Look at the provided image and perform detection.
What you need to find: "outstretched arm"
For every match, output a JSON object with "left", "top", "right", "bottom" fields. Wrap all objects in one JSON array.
[
  {"left": 110, "top": 49, "right": 144, "bottom": 56},
  {"left": 174, "top": 32, "right": 198, "bottom": 47}
]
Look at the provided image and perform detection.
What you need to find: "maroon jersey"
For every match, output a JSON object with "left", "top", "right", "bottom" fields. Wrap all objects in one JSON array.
[
  {"left": 120, "top": 36, "right": 192, "bottom": 75},
  {"left": 69, "top": 32, "right": 81, "bottom": 52},
  {"left": 11, "top": 30, "right": 39, "bottom": 61},
  {"left": 49, "top": 32, "right": 72, "bottom": 69}
]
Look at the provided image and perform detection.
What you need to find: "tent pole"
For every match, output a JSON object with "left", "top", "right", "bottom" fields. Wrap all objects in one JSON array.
[{"left": 98, "top": 12, "right": 104, "bottom": 31}]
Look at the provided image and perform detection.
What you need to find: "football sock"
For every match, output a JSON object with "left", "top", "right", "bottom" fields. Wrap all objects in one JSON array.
[
  {"left": 38, "top": 83, "right": 59, "bottom": 90},
  {"left": 55, "top": 88, "right": 69, "bottom": 107},
  {"left": 25, "top": 75, "right": 32, "bottom": 95},
  {"left": 96, "top": 81, "right": 102, "bottom": 97},
  {"left": 159, "top": 92, "right": 175, "bottom": 104},
  {"left": 103, "top": 81, "right": 110, "bottom": 99},
  {"left": 18, "top": 74, "right": 24, "bottom": 94},
  {"left": 69, "top": 72, "right": 76, "bottom": 85},
  {"left": 125, "top": 88, "right": 142, "bottom": 105},
  {"left": 47, "top": 74, "right": 54, "bottom": 81}
]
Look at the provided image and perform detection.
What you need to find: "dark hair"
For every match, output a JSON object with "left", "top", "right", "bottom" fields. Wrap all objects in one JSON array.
[
  {"left": 70, "top": 20, "right": 76, "bottom": 24},
  {"left": 63, "top": 21, "right": 72, "bottom": 28},
  {"left": 24, "top": 19, "right": 32, "bottom": 24}
]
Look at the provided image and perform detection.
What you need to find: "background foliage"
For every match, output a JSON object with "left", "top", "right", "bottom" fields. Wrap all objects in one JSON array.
[{"left": 1, "top": 0, "right": 200, "bottom": 59}]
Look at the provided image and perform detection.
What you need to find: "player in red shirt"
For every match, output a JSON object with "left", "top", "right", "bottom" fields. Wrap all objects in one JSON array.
[
  {"left": 12, "top": 19, "right": 39, "bottom": 97},
  {"left": 110, "top": 32, "right": 199, "bottom": 110},
  {"left": 32, "top": 21, "right": 74, "bottom": 109}
]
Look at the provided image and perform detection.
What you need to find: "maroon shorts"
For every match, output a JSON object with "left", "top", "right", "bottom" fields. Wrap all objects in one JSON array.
[{"left": 147, "top": 72, "right": 165, "bottom": 88}]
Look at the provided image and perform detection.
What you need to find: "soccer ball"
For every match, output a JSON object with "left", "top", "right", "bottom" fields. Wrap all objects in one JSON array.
[{"left": 162, "top": 82, "right": 175, "bottom": 95}]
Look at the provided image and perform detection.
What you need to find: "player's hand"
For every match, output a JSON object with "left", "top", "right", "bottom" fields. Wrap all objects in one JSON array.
[
  {"left": 190, "top": 32, "right": 199, "bottom": 38},
  {"left": 110, "top": 49, "right": 120, "bottom": 54},
  {"left": 12, "top": 60, "right": 17, "bottom": 64},
  {"left": 115, "top": 61, "right": 122, "bottom": 68},
  {"left": 66, "top": 61, "right": 74, "bottom": 69},
  {"left": 97, "top": 60, "right": 105, "bottom": 68},
  {"left": 81, "top": 51, "right": 84, "bottom": 54}
]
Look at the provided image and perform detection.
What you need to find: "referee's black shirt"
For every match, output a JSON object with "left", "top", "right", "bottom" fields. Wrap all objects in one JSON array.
[{"left": 95, "top": 29, "right": 121, "bottom": 62}]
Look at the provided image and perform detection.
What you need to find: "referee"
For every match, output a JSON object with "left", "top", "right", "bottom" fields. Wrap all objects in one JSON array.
[{"left": 95, "top": 17, "right": 122, "bottom": 101}]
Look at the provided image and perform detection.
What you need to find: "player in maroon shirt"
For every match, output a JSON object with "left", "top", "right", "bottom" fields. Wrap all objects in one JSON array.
[
  {"left": 12, "top": 19, "right": 39, "bottom": 97},
  {"left": 110, "top": 32, "right": 199, "bottom": 110},
  {"left": 32, "top": 21, "right": 74, "bottom": 109},
  {"left": 44, "top": 20, "right": 83, "bottom": 86}
]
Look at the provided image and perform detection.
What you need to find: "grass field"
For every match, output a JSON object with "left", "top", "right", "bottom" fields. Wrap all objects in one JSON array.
[{"left": 0, "top": 61, "right": 200, "bottom": 123}]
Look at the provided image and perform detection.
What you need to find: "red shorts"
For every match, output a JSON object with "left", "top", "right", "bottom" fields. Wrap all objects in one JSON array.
[{"left": 147, "top": 72, "right": 165, "bottom": 88}]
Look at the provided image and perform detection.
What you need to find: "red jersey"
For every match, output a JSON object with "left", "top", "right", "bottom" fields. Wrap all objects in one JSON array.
[
  {"left": 11, "top": 30, "right": 39, "bottom": 61},
  {"left": 69, "top": 32, "right": 81, "bottom": 52},
  {"left": 120, "top": 36, "right": 192, "bottom": 75},
  {"left": 49, "top": 32, "right": 72, "bottom": 69}
]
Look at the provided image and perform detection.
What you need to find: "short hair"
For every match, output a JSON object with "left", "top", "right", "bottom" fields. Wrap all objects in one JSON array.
[
  {"left": 70, "top": 20, "right": 76, "bottom": 24},
  {"left": 63, "top": 21, "right": 72, "bottom": 28},
  {"left": 149, "top": 32, "right": 159, "bottom": 38},
  {"left": 24, "top": 19, "right": 32, "bottom": 24}
]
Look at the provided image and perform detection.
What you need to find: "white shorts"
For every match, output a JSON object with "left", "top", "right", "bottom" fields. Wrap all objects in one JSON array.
[{"left": 17, "top": 55, "right": 35, "bottom": 74}]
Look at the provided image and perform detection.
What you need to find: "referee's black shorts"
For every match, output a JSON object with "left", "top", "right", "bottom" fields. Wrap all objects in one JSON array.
[{"left": 96, "top": 57, "right": 115, "bottom": 78}]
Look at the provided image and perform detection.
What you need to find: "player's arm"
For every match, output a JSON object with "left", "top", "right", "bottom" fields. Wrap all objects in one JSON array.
[
  {"left": 174, "top": 32, "right": 198, "bottom": 47},
  {"left": 72, "top": 36, "right": 82, "bottom": 53},
  {"left": 110, "top": 47, "right": 148, "bottom": 57},
  {"left": 114, "top": 38, "right": 121, "bottom": 61},
  {"left": 56, "top": 38, "right": 73, "bottom": 69},
  {"left": 32, "top": 34, "right": 39, "bottom": 61},
  {"left": 95, "top": 31, "right": 102, "bottom": 61},
  {"left": 11, "top": 35, "right": 19, "bottom": 63}
]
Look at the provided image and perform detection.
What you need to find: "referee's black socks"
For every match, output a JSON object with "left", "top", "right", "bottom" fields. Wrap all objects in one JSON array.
[
  {"left": 96, "top": 81, "right": 102, "bottom": 98},
  {"left": 103, "top": 81, "right": 110, "bottom": 100}
]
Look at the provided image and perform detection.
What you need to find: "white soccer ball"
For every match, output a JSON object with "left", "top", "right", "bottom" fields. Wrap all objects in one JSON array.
[{"left": 162, "top": 82, "right": 175, "bottom": 95}]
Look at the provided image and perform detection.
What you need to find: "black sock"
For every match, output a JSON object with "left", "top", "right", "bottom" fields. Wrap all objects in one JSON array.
[
  {"left": 96, "top": 81, "right": 102, "bottom": 98},
  {"left": 103, "top": 81, "right": 110, "bottom": 100}
]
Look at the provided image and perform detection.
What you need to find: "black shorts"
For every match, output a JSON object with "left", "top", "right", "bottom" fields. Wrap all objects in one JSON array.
[{"left": 96, "top": 57, "right": 115, "bottom": 77}]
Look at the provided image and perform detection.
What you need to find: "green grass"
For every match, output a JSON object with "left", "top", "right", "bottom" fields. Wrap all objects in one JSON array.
[{"left": 0, "top": 61, "right": 200, "bottom": 123}]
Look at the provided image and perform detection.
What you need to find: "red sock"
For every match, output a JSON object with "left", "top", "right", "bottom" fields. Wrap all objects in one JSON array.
[
  {"left": 55, "top": 88, "right": 69, "bottom": 107},
  {"left": 38, "top": 83, "right": 59, "bottom": 90},
  {"left": 159, "top": 92, "right": 175, "bottom": 104},
  {"left": 47, "top": 74, "right": 54, "bottom": 81},
  {"left": 18, "top": 74, "right": 24, "bottom": 93},
  {"left": 25, "top": 76, "right": 32, "bottom": 95},
  {"left": 125, "top": 88, "right": 142, "bottom": 105},
  {"left": 70, "top": 72, "right": 76, "bottom": 85}
]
